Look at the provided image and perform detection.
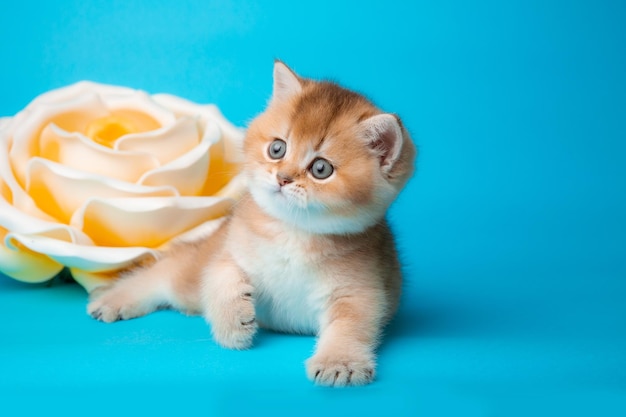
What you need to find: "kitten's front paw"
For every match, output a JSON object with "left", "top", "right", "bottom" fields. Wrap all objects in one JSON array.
[
  {"left": 306, "top": 353, "right": 376, "bottom": 387},
  {"left": 210, "top": 286, "right": 257, "bottom": 350},
  {"left": 87, "top": 286, "right": 149, "bottom": 323}
]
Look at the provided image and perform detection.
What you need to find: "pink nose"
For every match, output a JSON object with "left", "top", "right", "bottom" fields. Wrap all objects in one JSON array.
[{"left": 277, "top": 173, "right": 293, "bottom": 187}]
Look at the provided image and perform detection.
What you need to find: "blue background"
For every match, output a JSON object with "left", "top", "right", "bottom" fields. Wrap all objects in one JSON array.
[{"left": 1, "top": 1, "right": 624, "bottom": 415}]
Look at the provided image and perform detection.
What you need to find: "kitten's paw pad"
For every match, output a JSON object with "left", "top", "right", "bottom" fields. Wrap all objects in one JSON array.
[
  {"left": 211, "top": 286, "right": 257, "bottom": 350},
  {"left": 87, "top": 291, "right": 149, "bottom": 323},
  {"left": 306, "top": 354, "right": 375, "bottom": 387}
]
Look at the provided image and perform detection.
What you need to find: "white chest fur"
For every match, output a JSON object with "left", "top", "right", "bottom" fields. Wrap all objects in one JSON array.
[{"left": 228, "top": 225, "right": 332, "bottom": 335}]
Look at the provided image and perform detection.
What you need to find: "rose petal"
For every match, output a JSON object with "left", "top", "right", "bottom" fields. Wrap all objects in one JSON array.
[
  {"left": 69, "top": 269, "right": 123, "bottom": 292},
  {"left": 0, "top": 227, "right": 64, "bottom": 283},
  {"left": 22, "top": 82, "right": 173, "bottom": 145},
  {"left": 0, "top": 117, "right": 10, "bottom": 130},
  {"left": 9, "top": 92, "right": 110, "bottom": 186},
  {"left": 1, "top": 155, "right": 97, "bottom": 246},
  {"left": 137, "top": 119, "right": 220, "bottom": 195},
  {"left": 26, "top": 82, "right": 172, "bottom": 129},
  {"left": 25, "top": 158, "right": 180, "bottom": 223},
  {"left": 200, "top": 131, "right": 242, "bottom": 196},
  {"left": 152, "top": 94, "right": 245, "bottom": 163},
  {"left": 5, "top": 232, "right": 159, "bottom": 273},
  {"left": 0, "top": 198, "right": 94, "bottom": 249},
  {"left": 213, "top": 172, "right": 248, "bottom": 200},
  {"left": 1, "top": 137, "right": 71, "bottom": 223},
  {"left": 115, "top": 116, "right": 200, "bottom": 165},
  {"left": 100, "top": 89, "right": 176, "bottom": 128},
  {"left": 2, "top": 144, "right": 95, "bottom": 247},
  {"left": 39, "top": 124, "right": 160, "bottom": 182},
  {"left": 70, "top": 196, "right": 233, "bottom": 247},
  {"left": 29, "top": 81, "right": 135, "bottom": 109}
]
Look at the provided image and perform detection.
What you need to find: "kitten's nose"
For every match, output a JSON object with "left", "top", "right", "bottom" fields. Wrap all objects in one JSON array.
[{"left": 277, "top": 173, "right": 293, "bottom": 187}]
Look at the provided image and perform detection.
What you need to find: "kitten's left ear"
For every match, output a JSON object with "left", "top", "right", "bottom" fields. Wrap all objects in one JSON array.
[
  {"left": 359, "top": 114, "right": 404, "bottom": 174},
  {"left": 272, "top": 60, "right": 302, "bottom": 104}
]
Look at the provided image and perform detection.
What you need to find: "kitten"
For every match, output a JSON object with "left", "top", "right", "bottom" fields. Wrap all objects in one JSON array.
[{"left": 87, "top": 61, "right": 416, "bottom": 387}]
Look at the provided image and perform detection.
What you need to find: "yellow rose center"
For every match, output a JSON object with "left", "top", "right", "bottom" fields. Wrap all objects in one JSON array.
[{"left": 86, "top": 116, "right": 138, "bottom": 147}]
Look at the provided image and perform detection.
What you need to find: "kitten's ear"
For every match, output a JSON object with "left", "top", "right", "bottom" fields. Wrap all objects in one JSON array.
[
  {"left": 360, "top": 114, "right": 404, "bottom": 173},
  {"left": 272, "top": 61, "right": 302, "bottom": 104}
]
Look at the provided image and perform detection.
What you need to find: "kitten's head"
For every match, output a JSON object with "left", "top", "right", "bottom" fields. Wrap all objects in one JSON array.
[{"left": 243, "top": 61, "right": 416, "bottom": 234}]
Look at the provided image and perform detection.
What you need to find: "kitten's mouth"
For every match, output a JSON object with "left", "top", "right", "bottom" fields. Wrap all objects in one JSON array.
[
  {"left": 269, "top": 185, "right": 287, "bottom": 199},
  {"left": 274, "top": 184, "right": 291, "bottom": 197},
  {"left": 276, "top": 189, "right": 292, "bottom": 203},
  {"left": 271, "top": 186, "right": 302, "bottom": 208}
]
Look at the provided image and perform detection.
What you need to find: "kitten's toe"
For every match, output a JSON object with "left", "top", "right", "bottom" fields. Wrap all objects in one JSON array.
[
  {"left": 213, "top": 318, "right": 257, "bottom": 350},
  {"left": 87, "top": 299, "right": 122, "bottom": 323},
  {"left": 306, "top": 353, "right": 375, "bottom": 387},
  {"left": 86, "top": 290, "right": 151, "bottom": 323},
  {"left": 210, "top": 287, "right": 257, "bottom": 350}
]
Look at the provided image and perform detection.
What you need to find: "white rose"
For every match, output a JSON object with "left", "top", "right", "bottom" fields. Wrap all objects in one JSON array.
[{"left": 0, "top": 82, "right": 245, "bottom": 292}]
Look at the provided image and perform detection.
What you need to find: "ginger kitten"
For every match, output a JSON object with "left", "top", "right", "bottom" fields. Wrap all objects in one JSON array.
[{"left": 88, "top": 61, "right": 416, "bottom": 386}]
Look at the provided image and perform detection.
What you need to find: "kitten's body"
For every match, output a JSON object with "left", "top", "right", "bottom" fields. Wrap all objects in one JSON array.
[{"left": 88, "top": 62, "right": 416, "bottom": 386}]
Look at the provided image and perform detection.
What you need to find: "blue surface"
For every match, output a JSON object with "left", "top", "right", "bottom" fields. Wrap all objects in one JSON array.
[{"left": 1, "top": 1, "right": 625, "bottom": 415}]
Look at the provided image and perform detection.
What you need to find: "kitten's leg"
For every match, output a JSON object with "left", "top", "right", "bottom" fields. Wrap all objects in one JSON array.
[
  {"left": 306, "top": 292, "right": 383, "bottom": 387},
  {"left": 87, "top": 254, "right": 201, "bottom": 323},
  {"left": 201, "top": 256, "right": 257, "bottom": 350}
]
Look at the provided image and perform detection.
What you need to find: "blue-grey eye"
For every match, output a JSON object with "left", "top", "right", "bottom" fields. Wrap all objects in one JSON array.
[
  {"left": 310, "top": 158, "right": 334, "bottom": 179},
  {"left": 268, "top": 139, "right": 287, "bottom": 159}
]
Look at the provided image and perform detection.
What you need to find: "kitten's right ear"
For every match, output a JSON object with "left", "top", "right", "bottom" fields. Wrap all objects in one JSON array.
[
  {"left": 359, "top": 113, "right": 404, "bottom": 175},
  {"left": 272, "top": 60, "right": 302, "bottom": 104}
]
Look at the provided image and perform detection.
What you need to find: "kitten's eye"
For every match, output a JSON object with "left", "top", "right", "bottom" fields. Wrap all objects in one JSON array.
[
  {"left": 309, "top": 158, "right": 334, "bottom": 180},
  {"left": 268, "top": 139, "right": 287, "bottom": 159}
]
